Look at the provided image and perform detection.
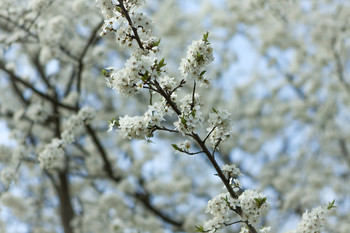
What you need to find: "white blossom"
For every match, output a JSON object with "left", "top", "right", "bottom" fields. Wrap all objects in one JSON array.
[
  {"left": 118, "top": 115, "right": 150, "bottom": 139},
  {"left": 159, "top": 75, "right": 176, "bottom": 92},
  {"left": 178, "top": 140, "right": 191, "bottom": 152},
  {"left": 222, "top": 163, "right": 242, "bottom": 178},
  {"left": 0, "top": 167, "right": 15, "bottom": 187},
  {"left": 241, "top": 226, "right": 271, "bottom": 233},
  {"left": 207, "top": 108, "right": 232, "bottom": 147},
  {"left": 179, "top": 37, "right": 214, "bottom": 86},
  {"left": 174, "top": 93, "right": 203, "bottom": 135},
  {"left": 107, "top": 52, "right": 157, "bottom": 96},
  {"left": 38, "top": 138, "right": 65, "bottom": 170},
  {"left": 95, "top": 0, "right": 116, "bottom": 18},
  {"left": 26, "top": 102, "right": 50, "bottom": 123},
  {"left": 1, "top": 193, "right": 32, "bottom": 219},
  {"left": 287, "top": 206, "right": 327, "bottom": 233},
  {"left": 28, "top": 0, "right": 47, "bottom": 11},
  {"left": 238, "top": 190, "right": 270, "bottom": 225},
  {"left": 204, "top": 192, "right": 239, "bottom": 232}
]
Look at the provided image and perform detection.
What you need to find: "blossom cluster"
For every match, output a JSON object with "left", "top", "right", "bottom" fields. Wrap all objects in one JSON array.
[
  {"left": 38, "top": 138, "right": 65, "bottom": 170},
  {"left": 207, "top": 108, "right": 232, "bottom": 147},
  {"left": 26, "top": 101, "right": 50, "bottom": 123},
  {"left": 117, "top": 100, "right": 170, "bottom": 139},
  {"left": 95, "top": 0, "right": 115, "bottom": 18},
  {"left": 0, "top": 167, "right": 15, "bottom": 187},
  {"left": 97, "top": 0, "right": 154, "bottom": 46},
  {"left": 286, "top": 206, "right": 327, "bottom": 233},
  {"left": 204, "top": 192, "right": 239, "bottom": 232},
  {"left": 96, "top": 0, "right": 146, "bottom": 18},
  {"left": 174, "top": 93, "right": 204, "bottom": 135},
  {"left": 177, "top": 140, "right": 191, "bottom": 152},
  {"left": 106, "top": 49, "right": 159, "bottom": 96},
  {"left": 38, "top": 15, "right": 68, "bottom": 45},
  {"left": 28, "top": 0, "right": 47, "bottom": 11},
  {"left": 203, "top": 189, "right": 269, "bottom": 232},
  {"left": 158, "top": 75, "right": 177, "bottom": 92},
  {"left": 240, "top": 226, "right": 271, "bottom": 233},
  {"left": 38, "top": 106, "right": 95, "bottom": 169},
  {"left": 179, "top": 33, "right": 214, "bottom": 86},
  {"left": 238, "top": 190, "right": 270, "bottom": 225},
  {"left": 203, "top": 189, "right": 270, "bottom": 231},
  {"left": 222, "top": 163, "right": 242, "bottom": 179}
]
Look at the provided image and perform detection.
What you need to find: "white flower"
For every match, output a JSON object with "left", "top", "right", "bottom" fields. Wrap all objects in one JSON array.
[
  {"left": 26, "top": 102, "right": 50, "bottom": 123},
  {"left": 95, "top": 0, "right": 116, "bottom": 18},
  {"left": 61, "top": 130, "right": 75, "bottom": 144},
  {"left": 203, "top": 192, "right": 239, "bottom": 232},
  {"left": 118, "top": 115, "right": 150, "bottom": 139},
  {"left": 132, "top": 13, "right": 153, "bottom": 34},
  {"left": 159, "top": 76, "right": 176, "bottom": 92},
  {"left": 222, "top": 164, "right": 242, "bottom": 178},
  {"left": 38, "top": 139, "right": 65, "bottom": 170},
  {"left": 232, "top": 178, "right": 242, "bottom": 192},
  {"left": 108, "top": 120, "right": 117, "bottom": 132},
  {"left": 1, "top": 193, "right": 31, "bottom": 218},
  {"left": 78, "top": 106, "right": 95, "bottom": 124},
  {"left": 1, "top": 167, "right": 15, "bottom": 187},
  {"left": 179, "top": 38, "right": 214, "bottom": 86},
  {"left": 295, "top": 206, "right": 326, "bottom": 233},
  {"left": 107, "top": 52, "right": 157, "bottom": 96},
  {"left": 174, "top": 94, "right": 203, "bottom": 135},
  {"left": 238, "top": 190, "right": 270, "bottom": 225},
  {"left": 259, "top": 226, "right": 271, "bottom": 233},
  {"left": 28, "top": 0, "right": 47, "bottom": 11},
  {"left": 178, "top": 140, "right": 191, "bottom": 151},
  {"left": 206, "top": 108, "right": 232, "bottom": 147}
]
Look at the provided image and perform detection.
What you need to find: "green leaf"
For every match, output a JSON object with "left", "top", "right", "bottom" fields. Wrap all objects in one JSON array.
[
  {"left": 141, "top": 71, "right": 150, "bottom": 82},
  {"left": 212, "top": 107, "right": 218, "bottom": 113},
  {"left": 200, "top": 70, "right": 206, "bottom": 76},
  {"left": 196, "top": 52, "right": 203, "bottom": 61},
  {"left": 180, "top": 116, "right": 187, "bottom": 125},
  {"left": 158, "top": 58, "right": 166, "bottom": 69},
  {"left": 153, "top": 38, "right": 161, "bottom": 47},
  {"left": 254, "top": 197, "right": 267, "bottom": 208},
  {"left": 115, "top": 6, "right": 122, "bottom": 13},
  {"left": 327, "top": 199, "right": 337, "bottom": 210},
  {"left": 172, "top": 144, "right": 181, "bottom": 151},
  {"left": 202, "top": 31, "right": 209, "bottom": 43},
  {"left": 195, "top": 225, "right": 205, "bottom": 232},
  {"left": 102, "top": 69, "right": 110, "bottom": 77}
]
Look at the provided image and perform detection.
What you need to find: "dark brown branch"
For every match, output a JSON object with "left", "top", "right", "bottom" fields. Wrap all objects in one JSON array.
[
  {"left": 31, "top": 52, "right": 52, "bottom": 88},
  {"left": 76, "top": 21, "right": 104, "bottom": 99},
  {"left": 0, "top": 61, "right": 78, "bottom": 111},
  {"left": 153, "top": 80, "right": 182, "bottom": 115},
  {"left": 64, "top": 67, "right": 76, "bottom": 97},
  {"left": 152, "top": 125, "right": 179, "bottom": 133},
  {"left": 57, "top": 172, "right": 74, "bottom": 233},
  {"left": 0, "top": 14, "right": 38, "bottom": 40},
  {"left": 169, "top": 79, "right": 186, "bottom": 96},
  {"left": 133, "top": 192, "right": 183, "bottom": 228},
  {"left": 85, "top": 125, "right": 121, "bottom": 182},
  {"left": 117, "top": 0, "right": 144, "bottom": 50},
  {"left": 190, "top": 80, "right": 196, "bottom": 110},
  {"left": 331, "top": 41, "right": 350, "bottom": 94},
  {"left": 339, "top": 139, "right": 350, "bottom": 168}
]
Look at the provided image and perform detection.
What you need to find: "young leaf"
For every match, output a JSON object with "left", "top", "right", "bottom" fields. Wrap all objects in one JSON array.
[
  {"left": 195, "top": 225, "right": 205, "bottom": 232},
  {"left": 254, "top": 197, "right": 267, "bottom": 208},
  {"left": 202, "top": 31, "right": 209, "bottom": 43},
  {"left": 327, "top": 199, "right": 337, "bottom": 210},
  {"left": 172, "top": 144, "right": 181, "bottom": 151}
]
